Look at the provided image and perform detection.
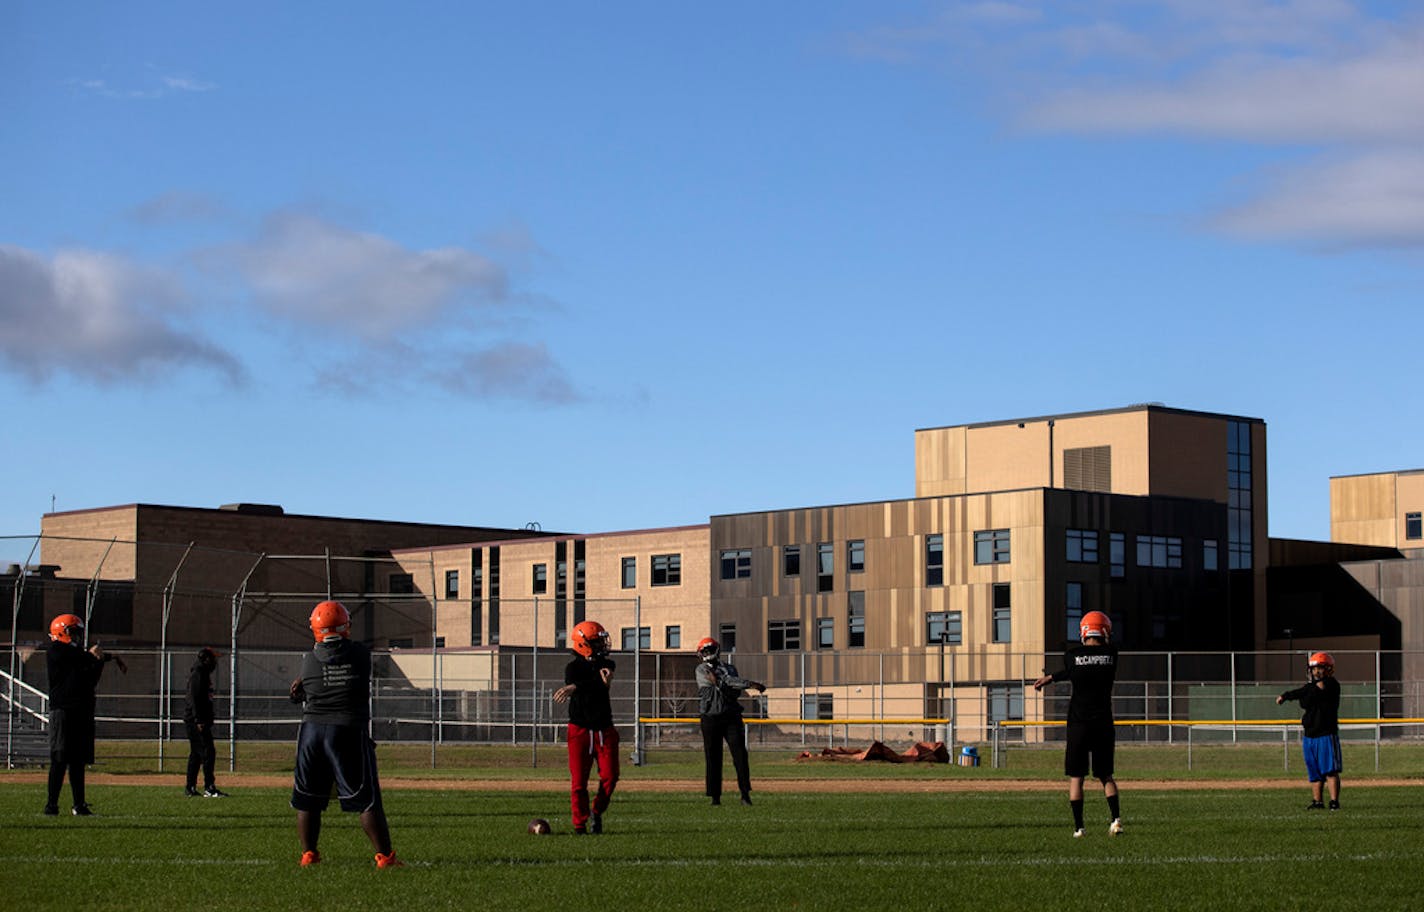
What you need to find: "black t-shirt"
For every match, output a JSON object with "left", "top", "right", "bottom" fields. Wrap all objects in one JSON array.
[
  {"left": 1050, "top": 643, "right": 1118, "bottom": 724},
  {"left": 184, "top": 661, "right": 215, "bottom": 724},
  {"left": 297, "top": 639, "right": 372, "bottom": 726},
  {"left": 564, "top": 654, "right": 616, "bottom": 730},
  {"left": 46, "top": 641, "right": 103, "bottom": 713},
  {"left": 1280, "top": 675, "right": 1340, "bottom": 737}
]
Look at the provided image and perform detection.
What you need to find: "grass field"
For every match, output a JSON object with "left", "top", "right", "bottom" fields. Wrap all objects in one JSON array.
[{"left": 3, "top": 772, "right": 1422, "bottom": 911}]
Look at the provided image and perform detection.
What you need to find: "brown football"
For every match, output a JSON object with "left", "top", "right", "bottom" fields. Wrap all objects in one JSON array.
[{"left": 527, "top": 818, "right": 552, "bottom": 835}]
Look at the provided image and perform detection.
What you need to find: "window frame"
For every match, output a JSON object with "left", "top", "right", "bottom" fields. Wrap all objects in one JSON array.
[
  {"left": 620, "top": 556, "right": 636, "bottom": 589},
  {"left": 974, "top": 529, "right": 1011, "bottom": 565},
  {"left": 925, "top": 534, "right": 944, "bottom": 586},
  {"left": 720, "top": 549, "right": 752, "bottom": 580},
  {"left": 651, "top": 553, "right": 681, "bottom": 587}
]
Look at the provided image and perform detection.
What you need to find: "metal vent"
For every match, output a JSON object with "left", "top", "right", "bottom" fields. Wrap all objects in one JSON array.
[{"left": 1064, "top": 446, "right": 1112, "bottom": 492}]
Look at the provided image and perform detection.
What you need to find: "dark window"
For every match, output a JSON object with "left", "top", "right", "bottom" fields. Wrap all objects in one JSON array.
[
  {"left": 974, "top": 529, "right": 1011, "bottom": 565},
  {"left": 848, "top": 591, "right": 865, "bottom": 648},
  {"left": 389, "top": 573, "right": 415, "bottom": 594},
  {"left": 434, "top": 636, "right": 446, "bottom": 648},
  {"left": 768, "top": 620, "right": 801, "bottom": 651},
  {"left": 987, "top": 683, "right": 1024, "bottom": 725},
  {"left": 388, "top": 638, "right": 414, "bottom": 649},
  {"left": 488, "top": 547, "right": 500, "bottom": 645},
  {"left": 802, "top": 693, "right": 834, "bottom": 720},
  {"left": 665, "top": 626, "right": 681, "bottom": 649},
  {"left": 1065, "top": 582, "right": 1083, "bottom": 643},
  {"left": 721, "top": 549, "right": 752, "bottom": 580},
  {"left": 444, "top": 570, "right": 459, "bottom": 599},
  {"left": 926, "top": 611, "right": 962, "bottom": 645},
  {"left": 621, "top": 556, "right": 636, "bottom": 589},
  {"left": 1136, "top": 535, "right": 1183, "bottom": 568},
  {"left": 470, "top": 551, "right": 483, "bottom": 647},
  {"left": 1066, "top": 529, "right": 1098, "bottom": 563},
  {"left": 817, "top": 542, "right": 833, "bottom": 592},
  {"left": 621, "top": 626, "right": 650, "bottom": 650},
  {"left": 1109, "top": 532, "right": 1125, "bottom": 578},
  {"left": 651, "top": 553, "right": 681, "bottom": 586},
  {"left": 1203, "top": 539, "right": 1218, "bottom": 571},
  {"left": 925, "top": 534, "right": 944, "bottom": 586},
  {"left": 848, "top": 540, "right": 865, "bottom": 573},
  {"left": 992, "top": 583, "right": 1011, "bottom": 643},
  {"left": 783, "top": 545, "right": 801, "bottom": 576},
  {"left": 1228, "top": 420, "right": 1253, "bottom": 569},
  {"left": 532, "top": 563, "right": 547, "bottom": 595},
  {"left": 718, "top": 623, "right": 737, "bottom": 651},
  {"left": 1406, "top": 512, "right": 1422, "bottom": 541},
  {"left": 815, "top": 617, "right": 834, "bottom": 649}
]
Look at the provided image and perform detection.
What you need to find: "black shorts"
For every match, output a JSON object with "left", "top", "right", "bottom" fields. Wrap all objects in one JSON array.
[
  {"left": 1064, "top": 719, "right": 1115, "bottom": 780},
  {"left": 49, "top": 707, "right": 96, "bottom": 765},
  {"left": 290, "top": 721, "right": 382, "bottom": 813}
]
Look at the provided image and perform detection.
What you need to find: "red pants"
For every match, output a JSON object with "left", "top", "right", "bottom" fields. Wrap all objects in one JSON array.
[{"left": 566, "top": 723, "right": 619, "bottom": 830}]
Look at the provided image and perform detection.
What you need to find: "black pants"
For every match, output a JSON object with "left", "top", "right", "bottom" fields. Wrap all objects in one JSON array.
[
  {"left": 47, "top": 707, "right": 93, "bottom": 809},
  {"left": 185, "top": 719, "right": 216, "bottom": 790},
  {"left": 700, "top": 714, "right": 751, "bottom": 799}
]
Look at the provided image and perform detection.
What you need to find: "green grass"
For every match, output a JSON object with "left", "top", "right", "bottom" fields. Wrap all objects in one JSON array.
[{"left": 3, "top": 780, "right": 1422, "bottom": 911}]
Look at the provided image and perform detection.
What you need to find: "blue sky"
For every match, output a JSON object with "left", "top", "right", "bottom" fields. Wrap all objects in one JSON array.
[{"left": 2, "top": 1, "right": 1421, "bottom": 564}]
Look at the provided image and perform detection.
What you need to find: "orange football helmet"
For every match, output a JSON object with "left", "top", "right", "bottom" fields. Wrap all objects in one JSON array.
[
  {"left": 1079, "top": 611, "right": 1112, "bottom": 643},
  {"left": 49, "top": 613, "right": 84, "bottom": 644},
  {"left": 1308, "top": 651, "right": 1335, "bottom": 677},
  {"left": 570, "top": 620, "right": 610, "bottom": 658},
  {"left": 309, "top": 600, "right": 351, "bottom": 643},
  {"left": 696, "top": 637, "right": 720, "bottom": 661}
]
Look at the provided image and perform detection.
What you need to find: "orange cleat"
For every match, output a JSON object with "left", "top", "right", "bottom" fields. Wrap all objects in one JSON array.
[
  {"left": 375, "top": 851, "right": 404, "bottom": 869},
  {"left": 299, "top": 850, "right": 321, "bottom": 867}
]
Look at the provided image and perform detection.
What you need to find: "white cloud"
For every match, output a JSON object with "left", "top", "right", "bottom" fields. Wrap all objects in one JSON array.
[
  {"left": 0, "top": 246, "right": 245, "bottom": 384},
  {"left": 1213, "top": 150, "right": 1424, "bottom": 249},
  {"left": 222, "top": 212, "right": 509, "bottom": 341},
  {"left": 65, "top": 70, "right": 218, "bottom": 99},
  {"left": 126, "top": 191, "right": 227, "bottom": 225}
]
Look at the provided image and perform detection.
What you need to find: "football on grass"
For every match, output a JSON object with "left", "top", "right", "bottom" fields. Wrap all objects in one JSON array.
[{"left": 527, "top": 818, "right": 552, "bottom": 835}]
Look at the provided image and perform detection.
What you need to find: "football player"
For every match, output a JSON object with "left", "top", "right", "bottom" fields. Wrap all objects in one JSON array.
[
  {"left": 1277, "top": 651, "right": 1343, "bottom": 810},
  {"left": 1033, "top": 611, "right": 1123, "bottom": 837},
  {"left": 695, "top": 636, "right": 765, "bottom": 806},
  {"left": 552, "top": 620, "right": 619, "bottom": 834},
  {"left": 44, "top": 613, "right": 125, "bottom": 816}
]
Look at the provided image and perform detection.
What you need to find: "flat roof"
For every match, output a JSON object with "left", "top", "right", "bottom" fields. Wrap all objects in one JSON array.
[{"left": 916, "top": 403, "right": 1265, "bottom": 434}]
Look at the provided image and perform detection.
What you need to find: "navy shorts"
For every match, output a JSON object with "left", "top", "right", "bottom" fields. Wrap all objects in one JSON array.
[
  {"left": 290, "top": 721, "right": 382, "bottom": 813},
  {"left": 1064, "top": 719, "right": 1115, "bottom": 780}
]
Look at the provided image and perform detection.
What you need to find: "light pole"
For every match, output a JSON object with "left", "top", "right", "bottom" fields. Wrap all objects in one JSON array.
[{"left": 1284, "top": 627, "right": 1294, "bottom": 680}]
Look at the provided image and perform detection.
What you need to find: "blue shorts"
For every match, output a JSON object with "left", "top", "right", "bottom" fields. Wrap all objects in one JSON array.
[
  {"left": 291, "top": 721, "right": 382, "bottom": 813},
  {"left": 1301, "top": 733, "right": 1342, "bottom": 782}
]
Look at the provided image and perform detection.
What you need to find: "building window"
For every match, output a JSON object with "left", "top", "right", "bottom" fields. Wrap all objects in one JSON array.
[
  {"left": 926, "top": 610, "right": 962, "bottom": 646},
  {"left": 815, "top": 617, "right": 834, "bottom": 649},
  {"left": 802, "top": 693, "right": 834, "bottom": 720},
  {"left": 783, "top": 545, "right": 801, "bottom": 576},
  {"left": 1136, "top": 535, "right": 1183, "bottom": 568},
  {"left": 665, "top": 625, "right": 681, "bottom": 649},
  {"left": 651, "top": 553, "right": 681, "bottom": 586},
  {"left": 388, "top": 573, "right": 415, "bottom": 594},
  {"left": 848, "top": 540, "right": 865, "bottom": 573},
  {"left": 1228, "top": 419, "right": 1253, "bottom": 569},
  {"left": 621, "top": 556, "right": 636, "bottom": 589},
  {"left": 925, "top": 534, "right": 944, "bottom": 587},
  {"left": 718, "top": 623, "right": 736, "bottom": 651},
  {"left": 435, "top": 636, "right": 446, "bottom": 648},
  {"left": 444, "top": 570, "right": 459, "bottom": 599},
  {"left": 992, "top": 583, "right": 1011, "bottom": 643},
  {"left": 470, "top": 553, "right": 483, "bottom": 647},
  {"left": 488, "top": 547, "right": 500, "bottom": 645},
  {"left": 816, "top": 542, "right": 834, "bottom": 592},
  {"left": 1203, "top": 539, "right": 1218, "bottom": 571},
  {"left": 1406, "top": 512, "right": 1422, "bottom": 541},
  {"left": 532, "top": 563, "right": 547, "bottom": 595},
  {"left": 848, "top": 591, "right": 865, "bottom": 648},
  {"left": 1109, "top": 532, "right": 1125, "bottom": 578},
  {"left": 389, "top": 637, "right": 414, "bottom": 649},
  {"left": 974, "top": 529, "right": 1011, "bottom": 565},
  {"left": 1066, "top": 529, "right": 1098, "bottom": 563},
  {"left": 721, "top": 549, "right": 752, "bottom": 580},
  {"left": 621, "top": 626, "right": 651, "bottom": 650},
  {"left": 987, "top": 683, "right": 1024, "bottom": 725},
  {"left": 1065, "top": 582, "right": 1083, "bottom": 643},
  {"left": 768, "top": 619, "right": 802, "bottom": 651}
]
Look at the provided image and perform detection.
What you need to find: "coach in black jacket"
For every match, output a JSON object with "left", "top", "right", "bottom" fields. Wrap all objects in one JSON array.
[{"left": 184, "top": 648, "right": 227, "bottom": 798}]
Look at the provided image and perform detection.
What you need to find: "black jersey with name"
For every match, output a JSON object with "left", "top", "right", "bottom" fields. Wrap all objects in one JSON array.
[{"left": 1049, "top": 643, "right": 1118, "bottom": 724}]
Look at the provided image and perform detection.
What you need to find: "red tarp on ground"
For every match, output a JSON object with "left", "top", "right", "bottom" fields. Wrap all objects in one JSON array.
[{"left": 796, "top": 740, "right": 950, "bottom": 763}]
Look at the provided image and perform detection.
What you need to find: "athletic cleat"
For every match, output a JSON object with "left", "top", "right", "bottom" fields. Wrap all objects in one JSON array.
[
  {"left": 184, "top": 786, "right": 201, "bottom": 798},
  {"left": 1328, "top": 800, "right": 1340, "bottom": 811},
  {"left": 203, "top": 786, "right": 229, "bottom": 798},
  {"left": 1073, "top": 828, "right": 1085, "bottom": 838},
  {"left": 375, "top": 851, "right": 404, "bottom": 869},
  {"left": 1306, "top": 801, "right": 1326, "bottom": 810},
  {"left": 590, "top": 813, "right": 603, "bottom": 835},
  {"left": 740, "top": 793, "right": 753, "bottom": 806},
  {"left": 299, "top": 850, "right": 321, "bottom": 867},
  {"left": 43, "top": 804, "right": 59, "bottom": 816},
  {"left": 71, "top": 804, "right": 93, "bottom": 816},
  {"left": 1109, "top": 818, "right": 1124, "bottom": 836},
  {"left": 710, "top": 796, "right": 721, "bottom": 806}
]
